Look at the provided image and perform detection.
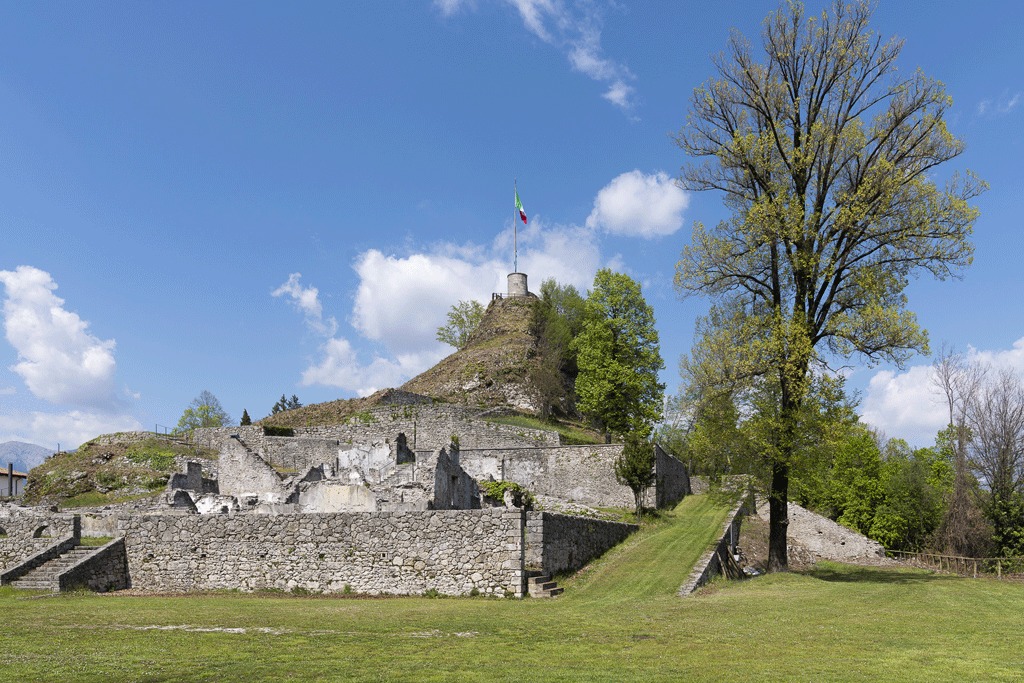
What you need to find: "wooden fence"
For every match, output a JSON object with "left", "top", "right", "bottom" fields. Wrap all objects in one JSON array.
[{"left": 887, "top": 549, "right": 1024, "bottom": 580}]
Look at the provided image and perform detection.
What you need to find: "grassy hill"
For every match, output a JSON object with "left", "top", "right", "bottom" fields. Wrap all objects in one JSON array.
[{"left": 23, "top": 433, "right": 217, "bottom": 508}]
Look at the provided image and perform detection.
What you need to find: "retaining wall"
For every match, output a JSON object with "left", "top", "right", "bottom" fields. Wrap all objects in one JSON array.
[
  {"left": 116, "top": 508, "right": 526, "bottom": 596},
  {"left": 525, "top": 511, "right": 636, "bottom": 575},
  {"left": 678, "top": 493, "right": 755, "bottom": 595}
]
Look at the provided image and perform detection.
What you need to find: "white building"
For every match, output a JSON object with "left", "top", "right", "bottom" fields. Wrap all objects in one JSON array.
[{"left": 1, "top": 465, "right": 27, "bottom": 497}]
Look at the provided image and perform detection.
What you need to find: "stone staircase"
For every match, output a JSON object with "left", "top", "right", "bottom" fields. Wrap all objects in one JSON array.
[
  {"left": 527, "top": 570, "right": 563, "bottom": 598},
  {"left": 10, "top": 545, "right": 99, "bottom": 591}
]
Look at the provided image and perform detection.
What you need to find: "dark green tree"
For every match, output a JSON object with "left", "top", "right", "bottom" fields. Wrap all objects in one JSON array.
[
  {"left": 176, "top": 390, "right": 231, "bottom": 432},
  {"left": 240, "top": 409, "right": 252, "bottom": 426},
  {"left": 436, "top": 300, "right": 485, "bottom": 349},
  {"left": 674, "top": 0, "right": 983, "bottom": 570},
  {"left": 572, "top": 269, "right": 664, "bottom": 441}
]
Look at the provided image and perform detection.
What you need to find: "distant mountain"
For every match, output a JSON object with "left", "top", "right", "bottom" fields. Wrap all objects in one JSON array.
[{"left": 0, "top": 441, "right": 53, "bottom": 473}]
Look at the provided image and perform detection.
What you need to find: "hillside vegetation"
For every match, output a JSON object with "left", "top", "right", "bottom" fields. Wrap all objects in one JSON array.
[{"left": 24, "top": 434, "right": 217, "bottom": 508}]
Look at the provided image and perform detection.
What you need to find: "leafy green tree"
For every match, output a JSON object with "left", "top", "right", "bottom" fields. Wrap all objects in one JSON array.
[
  {"left": 240, "top": 409, "right": 252, "bottom": 426},
  {"left": 530, "top": 279, "right": 587, "bottom": 418},
  {"left": 674, "top": 0, "right": 983, "bottom": 570},
  {"left": 436, "top": 300, "right": 486, "bottom": 349},
  {"left": 176, "top": 390, "right": 231, "bottom": 432},
  {"left": 615, "top": 433, "right": 657, "bottom": 520},
  {"left": 572, "top": 269, "right": 664, "bottom": 441}
]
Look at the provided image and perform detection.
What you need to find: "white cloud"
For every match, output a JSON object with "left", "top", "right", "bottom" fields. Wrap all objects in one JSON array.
[
  {"left": 977, "top": 90, "right": 1021, "bottom": 117},
  {"left": 272, "top": 272, "right": 338, "bottom": 337},
  {"left": 0, "top": 266, "right": 119, "bottom": 409},
  {"left": 0, "top": 410, "right": 143, "bottom": 451},
  {"left": 437, "top": 0, "right": 637, "bottom": 111},
  {"left": 0, "top": 386, "right": 15, "bottom": 396},
  {"left": 281, "top": 217, "right": 605, "bottom": 395},
  {"left": 586, "top": 171, "right": 689, "bottom": 238},
  {"left": 301, "top": 338, "right": 447, "bottom": 397},
  {"left": 860, "top": 365, "right": 946, "bottom": 446},
  {"left": 860, "top": 337, "right": 1024, "bottom": 446}
]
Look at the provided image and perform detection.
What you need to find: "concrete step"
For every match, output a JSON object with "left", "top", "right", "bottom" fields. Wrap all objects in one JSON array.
[{"left": 526, "top": 572, "right": 563, "bottom": 598}]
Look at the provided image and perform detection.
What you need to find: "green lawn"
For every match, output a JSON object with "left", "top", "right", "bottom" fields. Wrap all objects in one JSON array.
[{"left": 2, "top": 495, "right": 1023, "bottom": 682}]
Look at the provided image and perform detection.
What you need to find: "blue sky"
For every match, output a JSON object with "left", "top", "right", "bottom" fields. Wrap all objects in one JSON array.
[{"left": 1, "top": 1, "right": 1022, "bottom": 450}]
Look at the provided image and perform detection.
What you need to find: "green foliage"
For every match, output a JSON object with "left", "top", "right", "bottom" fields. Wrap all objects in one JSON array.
[
  {"left": 176, "top": 390, "right": 231, "bottom": 432},
  {"left": 240, "top": 409, "right": 252, "bottom": 426},
  {"left": 478, "top": 480, "right": 534, "bottom": 509},
  {"left": 262, "top": 425, "right": 295, "bottom": 437},
  {"left": 572, "top": 269, "right": 664, "bottom": 440},
  {"left": 530, "top": 279, "right": 588, "bottom": 418},
  {"left": 436, "top": 299, "right": 485, "bottom": 349},
  {"left": 614, "top": 433, "right": 656, "bottom": 519},
  {"left": 125, "top": 443, "right": 177, "bottom": 471}
]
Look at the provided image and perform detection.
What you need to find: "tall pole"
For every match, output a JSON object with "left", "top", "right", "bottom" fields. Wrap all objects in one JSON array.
[{"left": 513, "top": 179, "right": 518, "bottom": 273}]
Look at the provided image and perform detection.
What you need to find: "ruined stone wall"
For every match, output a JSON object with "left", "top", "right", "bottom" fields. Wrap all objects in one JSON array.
[
  {"left": 217, "top": 438, "right": 291, "bottom": 501},
  {"left": 460, "top": 445, "right": 634, "bottom": 508},
  {"left": 116, "top": 508, "right": 525, "bottom": 596},
  {"left": 525, "top": 511, "right": 636, "bottom": 575},
  {"left": 190, "top": 405, "right": 560, "bottom": 457}
]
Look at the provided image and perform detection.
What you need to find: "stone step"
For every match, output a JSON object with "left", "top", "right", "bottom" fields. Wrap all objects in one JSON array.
[
  {"left": 11, "top": 580, "right": 58, "bottom": 591},
  {"left": 530, "top": 586, "right": 564, "bottom": 598}
]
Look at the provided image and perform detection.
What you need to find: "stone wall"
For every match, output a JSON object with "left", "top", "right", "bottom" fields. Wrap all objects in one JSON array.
[
  {"left": 116, "top": 508, "right": 525, "bottom": 596},
  {"left": 655, "top": 445, "right": 691, "bottom": 508},
  {"left": 58, "top": 538, "right": 130, "bottom": 592},
  {"left": 460, "top": 445, "right": 634, "bottom": 508},
  {"left": 0, "top": 508, "right": 79, "bottom": 573},
  {"left": 525, "top": 511, "right": 636, "bottom": 575},
  {"left": 190, "top": 404, "right": 561, "bottom": 456}
]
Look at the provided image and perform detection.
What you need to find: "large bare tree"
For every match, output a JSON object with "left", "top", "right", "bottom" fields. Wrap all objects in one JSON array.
[{"left": 674, "top": 1, "right": 984, "bottom": 570}]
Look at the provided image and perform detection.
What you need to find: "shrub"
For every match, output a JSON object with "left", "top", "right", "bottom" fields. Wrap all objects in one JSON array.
[{"left": 478, "top": 480, "right": 535, "bottom": 510}]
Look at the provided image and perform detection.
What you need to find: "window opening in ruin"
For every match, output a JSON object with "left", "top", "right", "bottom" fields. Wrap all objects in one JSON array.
[
  {"left": 32, "top": 525, "right": 50, "bottom": 538},
  {"left": 0, "top": 526, "right": 7, "bottom": 538}
]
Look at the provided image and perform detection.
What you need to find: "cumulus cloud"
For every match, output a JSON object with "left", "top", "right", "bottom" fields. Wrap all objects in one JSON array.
[
  {"left": 279, "top": 216, "right": 604, "bottom": 396},
  {"left": 860, "top": 337, "right": 1024, "bottom": 446},
  {"left": 301, "top": 338, "right": 448, "bottom": 397},
  {"left": 437, "top": 0, "right": 637, "bottom": 111},
  {"left": 0, "top": 266, "right": 119, "bottom": 409},
  {"left": 272, "top": 273, "right": 338, "bottom": 337},
  {"left": 0, "top": 409, "right": 143, "bottom": 451},
  {"left": 586, "top": 171, "right": 689, "bottom": 237}
]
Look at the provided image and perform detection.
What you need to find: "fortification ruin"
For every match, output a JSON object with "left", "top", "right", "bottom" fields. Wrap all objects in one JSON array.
[{"left": 0, "top": 396, "right": 689, "bottom": 596}]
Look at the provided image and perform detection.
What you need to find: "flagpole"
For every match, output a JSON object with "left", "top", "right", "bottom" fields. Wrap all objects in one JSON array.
[{"left": 513, "top": 179, "right": 518, "bottom": 273}]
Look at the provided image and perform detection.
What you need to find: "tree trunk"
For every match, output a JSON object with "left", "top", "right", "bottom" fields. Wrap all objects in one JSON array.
[{"left": 767, "top": 459, "right": 789, "bottom": 572}]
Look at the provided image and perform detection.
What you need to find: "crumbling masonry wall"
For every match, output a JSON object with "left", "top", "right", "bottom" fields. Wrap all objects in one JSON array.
[{"left": 116, "top": 508, "right": 525, "bottom": 596}]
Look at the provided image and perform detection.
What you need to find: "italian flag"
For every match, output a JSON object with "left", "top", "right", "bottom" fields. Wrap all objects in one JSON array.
[{"left": 515, "top": 189, "right": 527, "bottom": 224}]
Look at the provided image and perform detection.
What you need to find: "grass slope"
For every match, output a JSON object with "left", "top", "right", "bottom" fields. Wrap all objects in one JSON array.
[{"left": 2, "top": 496, "right": 1023, "bottom": 682}]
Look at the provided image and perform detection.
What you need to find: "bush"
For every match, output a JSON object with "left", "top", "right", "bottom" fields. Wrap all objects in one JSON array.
[{"left": 479, "top": 480, "right": 535, "bottom": 510}]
